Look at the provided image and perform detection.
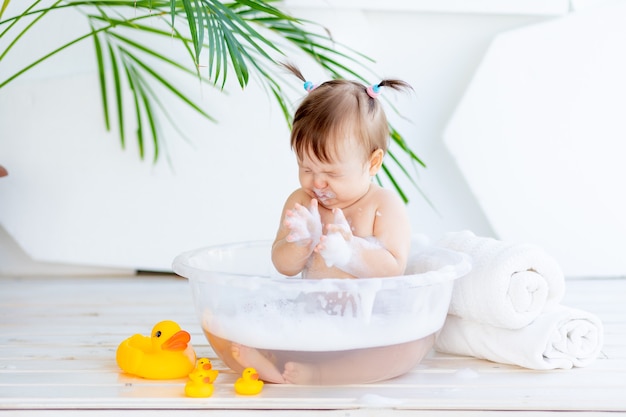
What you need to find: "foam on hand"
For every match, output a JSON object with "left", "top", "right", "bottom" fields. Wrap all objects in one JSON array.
[
  {"left": 320, "top": 232, "right": 352, "bottom": 267},
  {"left": 284, "top": 201, "right": 322, "bottom": 245},
  {"left": 286, "top": 215, "right": 312, "bottom": 242}
]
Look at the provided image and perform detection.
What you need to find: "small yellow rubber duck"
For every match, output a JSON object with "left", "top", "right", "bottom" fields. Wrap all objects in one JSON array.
[
  {"left": 193, "top": 358, "right": 219, "bottom": 383},
  {"left": 234, "top": 367, "right": 264, "bottom": 395},
  {"left": 116, "top": 320, "right": 196, "bottom": 379},
  {"left": 185, "top": 369, "right": 215, "bottom": 398}
]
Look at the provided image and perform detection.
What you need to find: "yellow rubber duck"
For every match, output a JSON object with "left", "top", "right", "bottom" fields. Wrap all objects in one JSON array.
[
  {"left": 193, "top": 357, "right": 219, "bottom": 383},
  {"left": 234, "top": 367, "right": 264, "bottom": 395},
  {"left": 184, "top": 369, "right": 215, "bottom": 398},
  {"left": 116, "top": 320, "right": 196, "bottom": 379}
]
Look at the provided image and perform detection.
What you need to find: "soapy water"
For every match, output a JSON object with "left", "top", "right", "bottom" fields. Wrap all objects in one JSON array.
[
  {"left": 195, "top": 279, "right": 451, "bottom": 351},
  {"left": 176, "top": 239, "right": 472, "bottom": 354},
  {"left": 205, "top": 328, "right": 436, "bottom": 384}
]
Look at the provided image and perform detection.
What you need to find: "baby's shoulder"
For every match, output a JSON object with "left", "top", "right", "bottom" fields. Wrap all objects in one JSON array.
[
  {"left": 286, "top": 188, "right": 310, "bottom": 203},
  {"left": 282, "top": 188, "right": 313, "bottom": 210},
  {"left": 368, "top": 184, "right": 404, "bottom": 207}
]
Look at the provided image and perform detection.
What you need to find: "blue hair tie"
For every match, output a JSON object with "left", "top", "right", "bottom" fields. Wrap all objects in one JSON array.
[{"left": 303, "top": 81, "right": 315, "bottom": 92}]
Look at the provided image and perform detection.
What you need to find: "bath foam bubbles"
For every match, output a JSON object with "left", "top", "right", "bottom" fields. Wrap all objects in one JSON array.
[
  {"left": 179, "top": 239, "right": 471, "bottom": 355},
  {"left": 202, "top": 307, "right": 439, "bottom": 351},
  {"left": 320, "top": 232, "right": 352, "bottom": 267},
  {"left": 335, "top": 236, "right": 386, "bottom": 278},
  {"left": 200, "top": 277, "right": 450, "bottom": 351},
  {"left": 285, "top": 201, "right": 322, "bottom": 245},
  {"left": 203, "top": 308, "right": 443, "bottom": 351},
  {"left": 286, "top": 214, "right": 312, "bottom": 242}
]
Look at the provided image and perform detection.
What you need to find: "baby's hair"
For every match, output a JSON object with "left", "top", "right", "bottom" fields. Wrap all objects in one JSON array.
[
  {"left": 281, "top": 62, "right": 307, "bottom": 84},
  {"left": 281, "top": 62, "right": 412, "bottom": 163}
]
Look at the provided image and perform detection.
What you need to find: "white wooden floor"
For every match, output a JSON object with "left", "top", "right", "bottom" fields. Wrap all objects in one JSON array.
[{"left": 1, "top": 274, "right": 624, "bottom": 416}]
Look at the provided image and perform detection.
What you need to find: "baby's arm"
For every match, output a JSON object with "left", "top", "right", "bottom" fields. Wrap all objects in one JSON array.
[
  {"left": 272, "top": 194, "right": 322, "bottom": 276},
  {"left": 316, "top": 189, "right": 410, "bottom": 278}
]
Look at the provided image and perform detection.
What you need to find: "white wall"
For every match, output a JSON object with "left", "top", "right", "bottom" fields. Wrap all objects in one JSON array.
[
  {"left": 443, "top": 2, "right": 626, "bottom": 277},
  {"left": 4, "top": 2, "right": 606, "bottom": 276}
]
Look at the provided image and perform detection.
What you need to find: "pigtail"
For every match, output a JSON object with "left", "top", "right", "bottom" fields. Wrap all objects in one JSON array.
[
  {"left": 281, "top": 62, "right": 317, "bottom": 92},
  {"left": 281, "top": 62, "right": 306, "bottom": 81},
  {"left": 367, "top": 79, "right": 413, "bottom": 99},
  {"left": 378, "top": 79, "right": 413, "bottom": 92}
]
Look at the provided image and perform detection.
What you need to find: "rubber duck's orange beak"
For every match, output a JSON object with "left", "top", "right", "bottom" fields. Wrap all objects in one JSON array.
[
  {"left": 251, "top": 373, "right": 259, "bottom": 381},
  {"left": 161, "top": 330, "right": 191, "bottom": 351}
]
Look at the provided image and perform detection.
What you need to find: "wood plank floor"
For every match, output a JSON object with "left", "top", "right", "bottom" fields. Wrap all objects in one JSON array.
[{"left": 1, "top": 274, "right": 624, "bottom": 416}]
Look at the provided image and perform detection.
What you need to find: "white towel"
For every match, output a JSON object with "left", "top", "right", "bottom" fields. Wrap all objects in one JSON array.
[
  {"left": 437, "top": 231, "right": 565, "bottom": 329},
  {"left": 434, "top": 305, "right": 604, "bottom": 369}
]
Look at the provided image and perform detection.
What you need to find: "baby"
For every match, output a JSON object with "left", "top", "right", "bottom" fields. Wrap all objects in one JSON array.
[
  {"left": 272, "top": 64, "right": 412, "bottom": 280},
  {"left": 228, "top": 64, "right": 432, "bottom": 384}
]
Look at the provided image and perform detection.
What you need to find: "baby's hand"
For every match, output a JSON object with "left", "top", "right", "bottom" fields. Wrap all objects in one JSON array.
[
  {"left": 284, "top": 199, "right": 322, "bottom": 246},
  {"left": 316, "top": 208, "right": 353, "bottom": 268}
]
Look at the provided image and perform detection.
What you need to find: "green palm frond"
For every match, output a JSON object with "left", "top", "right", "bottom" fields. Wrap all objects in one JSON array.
[
  {"left": 0, "top": 0, "right": 427, "bottom": 203},
  {"left": 0, "top": 0, "right": 10, "bottom": 20}
]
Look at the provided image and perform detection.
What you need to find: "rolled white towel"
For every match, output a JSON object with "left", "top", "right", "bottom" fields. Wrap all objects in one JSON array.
[
  {"left": 434, "top": 305, "right": 604, "bottom": 370},
  {"left": 437, "top": 231, "right": 565, "bottom": 329}
]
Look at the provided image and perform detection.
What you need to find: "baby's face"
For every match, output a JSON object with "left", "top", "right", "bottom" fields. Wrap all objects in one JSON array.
[{"left": 297, "top": 138, "right": 373, "bottom": 210}]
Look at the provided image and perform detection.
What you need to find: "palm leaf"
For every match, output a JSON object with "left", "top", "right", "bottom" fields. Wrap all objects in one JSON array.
[
  {"left": 221, "top": 25, "right": 249, "bottom": 87},
  {"left": 107, "top": 42, "right": 126, "bottom": 148},
  {"left": 121, "top": 55, "right": 145, "bottom": 158},
  {"left": 1, "top": 12, "right": 153, "bottom": 88},
  {"left": 210, "top": 0, "right": 283, "bottom": 59},
  {"left": 108, "top": 31, "right": 201, "bottom": 77},
  {"left": 89, "top": 15, "right": 203, "bottom": 79},
  {"left": 181, "top": 0, "right": 200, "bottom": 64},
  {"left": 120, "top": 48, "right": 216, "bottom": 122},
  {"left": 92, "top": 26, "right": 110, "bottom": 131},
  {"left": 230, "top": 0, "right": 293, "bottom": 20},
  {"left": 134, "top": 71, "right": 160, "bottom": 162},
  {"left": 390, "top": 127, "right": 426, "bottom": 167},
  {"left": 0, "top": 0, "right": 11, "bottom": 19},
  {"left": 169, "top": 0, "right": 176, "bottom": 28},
  {"left": 0, "top": 1, "right": 49, "bottom": 60},
  {"left": 193, "top": 0, "right": 205, "bottom": 58},
  {"left": 0, "top": 0, "right": 428, "bottom": 203}
]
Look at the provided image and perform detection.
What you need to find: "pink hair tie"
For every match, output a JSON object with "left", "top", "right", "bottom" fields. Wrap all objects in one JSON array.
[
  {"left": 303, "top": 81, "right": 316, "bottom": 92},
  {"left": 366, "top": 84, "right": 381, "bottom": 99}
]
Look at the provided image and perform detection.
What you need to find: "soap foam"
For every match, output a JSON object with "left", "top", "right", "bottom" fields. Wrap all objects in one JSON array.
[
  {"left": 285, "top": 214, "right": 312, "bottom": 242},
  {"left": 200, "top": 278, "right": 448, "bottom": 351},
  {"left": 313, "top": 187, "right": 336, "bottom": 203},
  {"left": 320, "top": 232, "right": 352, "bottom": 267}
]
